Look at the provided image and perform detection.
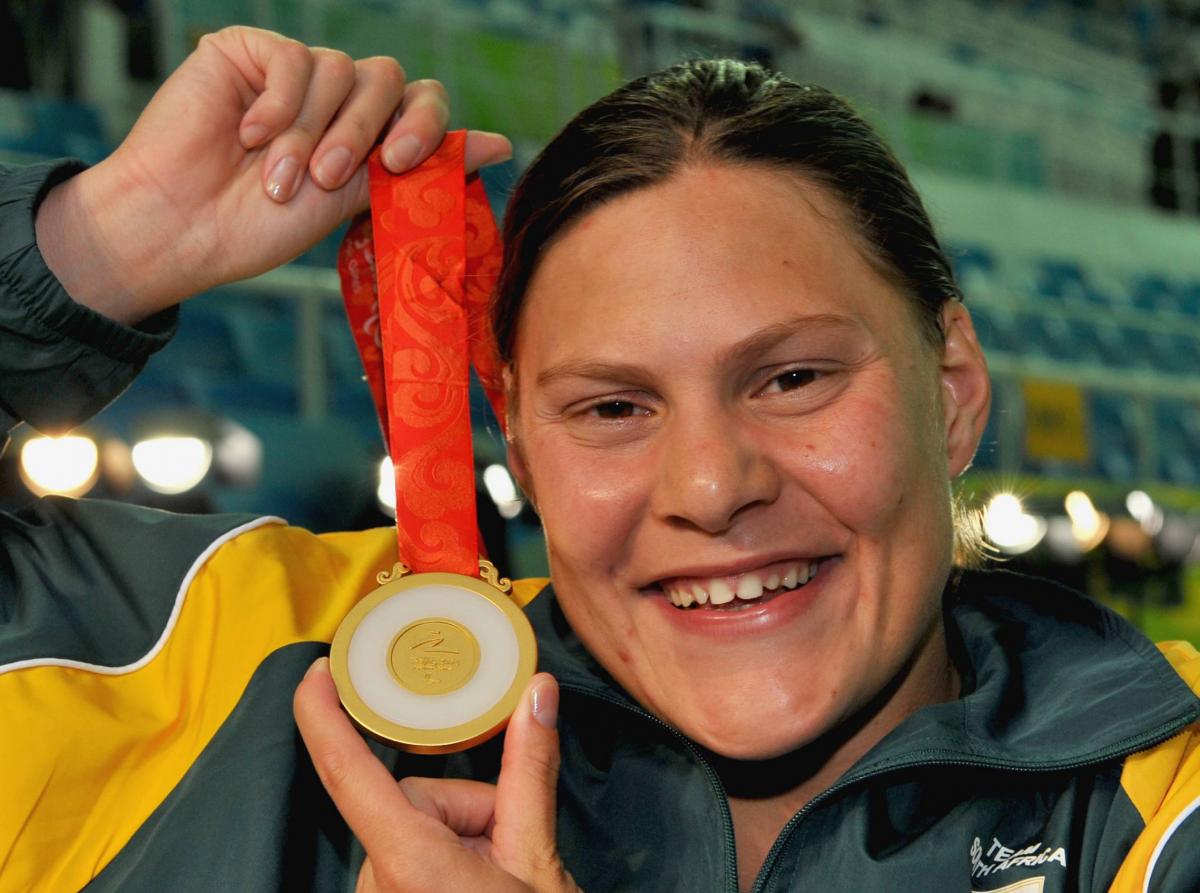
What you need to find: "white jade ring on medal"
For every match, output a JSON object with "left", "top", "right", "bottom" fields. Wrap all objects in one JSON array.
[{"left": 330, "top": 560, "right": 538, "bottom": 754}]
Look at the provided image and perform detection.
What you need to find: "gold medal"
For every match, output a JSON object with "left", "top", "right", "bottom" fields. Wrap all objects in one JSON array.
[
  {"left": 335, "top": 135, "right": 531, "bottom": 754},
  {"left": 330, "top": 559, "right": 537, "bottom": 754}
]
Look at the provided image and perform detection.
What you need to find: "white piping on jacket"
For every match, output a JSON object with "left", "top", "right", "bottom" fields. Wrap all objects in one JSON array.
[
  {"left": 0, "top": 516, "right": 284, "bottom": 677},
  {"left": 1143, "top": 792, "right": 1200, "bottom": 893}
]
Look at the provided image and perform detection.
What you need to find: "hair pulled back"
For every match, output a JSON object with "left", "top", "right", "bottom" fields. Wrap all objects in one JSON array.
[{"left": 493, "top": 58, "right": 962, "bottom": 361}]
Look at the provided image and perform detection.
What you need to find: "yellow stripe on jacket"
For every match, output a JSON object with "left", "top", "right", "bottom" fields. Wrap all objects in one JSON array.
[
  {"left": 1108, "top": 640, "right": 1200, "bottom": 893},
  {"left": 0, "top": 522, "right": 547, "bottom": 893}
]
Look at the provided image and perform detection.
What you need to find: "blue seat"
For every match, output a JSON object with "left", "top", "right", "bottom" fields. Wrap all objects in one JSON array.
[
  {"left": 0, "top": 91, "right": 110, "bottom": 162},
  {"left": 163, "top": 307, "right": 244, "bottom": 377},
  {"left": 1146, "top": 331, "right": 1200, "bottom": 376},
  {"left": 1117, "top": 326, "right": 1156, "bottom": 369},
  {"left": 966, "top": 305, "right": 1017, "bottom": 353},
  {"left": 1090, "top": 394, "right": 1139, "bottom": 482},
  {"left": 948, "top": 244, "right": 997, "bottom": 296},
  {"left": 1015, "top": 310, "right": 1089, "bottom": 362},
  {"left": 1155, "top": 401, "right": 1200, "bottom": 485},
  {"left": 1034, "top": 259, "right": 1090, "bottom": 305},
  {"left": 332, "top": 382, "right": 385, "bottom": 446},
  {"left": 1131, "top": 274, "right": 1177, "bottom": 315},
  {"left": 322, "top": 304, "right": 369, "bottom": 385},
  {"left": 1178, "top": 282, "right": 1200, "bottom": 319},
  {"left": 197, "top": 376, "right": 300, "bottom": 416},
  {"left": 229, "top": 302, "right": 298, "bottom": 386},
  {"left": 94, "top": 367, "right": 196, "bottom": 436}
]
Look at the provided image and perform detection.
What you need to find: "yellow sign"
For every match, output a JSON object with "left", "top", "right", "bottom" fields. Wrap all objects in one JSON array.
[{"left": 1023, "top": 380, "right": 1089, "bottom": 463}]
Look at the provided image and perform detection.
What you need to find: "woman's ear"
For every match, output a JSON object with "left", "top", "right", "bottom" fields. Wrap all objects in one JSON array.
[
  {"left": 939, "top": 301, "right": 992, "bottom": 478},
  {"left": 501, "top": 365, "right": 535, "bottom": 502}
]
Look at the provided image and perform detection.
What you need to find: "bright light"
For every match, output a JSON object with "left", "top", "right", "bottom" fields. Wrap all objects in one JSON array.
[
  {"left": 1125, "top": 490, "right": 1164, "bottom": 536},
  {"left": 20, "top": 435, "right": 99, "bottom": 497},
  {"left": 377, "top": 457, "right": 396, "bottom": 516},
  {"left": 214, "top": 421, "right": 262, "bottom": 488},
  {"left": 131, "top": 436, "right": 213, "bottom": 494},
  {"left": 1064, "top": 490, "right": 1109, "bottom": 552},
  {"left": 982, "top": 493, "right": 1046, "bottom": 554},
  {"left": 483, "top": 464, "right": 523, "bottom": 519}
]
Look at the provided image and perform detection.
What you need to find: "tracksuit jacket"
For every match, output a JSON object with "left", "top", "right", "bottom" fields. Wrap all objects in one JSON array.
[{"left": 2, "top": 160, "right": 1199, "bottom": 893}]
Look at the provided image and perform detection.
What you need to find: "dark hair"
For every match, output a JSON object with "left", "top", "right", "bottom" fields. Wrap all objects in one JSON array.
[{"left": 493, "top": 58, "right": 962, "bottom": 361}]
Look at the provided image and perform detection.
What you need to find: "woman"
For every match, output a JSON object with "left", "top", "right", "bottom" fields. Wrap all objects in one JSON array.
[{"left": 2, "top": 27, "right": 1198, "bottom": 893}]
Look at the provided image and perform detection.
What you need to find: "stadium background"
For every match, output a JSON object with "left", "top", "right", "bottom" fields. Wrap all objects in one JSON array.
[{"left": 2, "top": 0, "right": 1198, "bottom": 641}]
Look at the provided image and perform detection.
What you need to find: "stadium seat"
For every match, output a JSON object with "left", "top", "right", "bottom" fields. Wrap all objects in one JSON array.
[
  {"left": 1034, "top": 259, "right": 1090, "bottom": 305},
  {"left": 1131, "top": 274, "right": 1176, "bottom": 315},
  {"left": 948, "top": 243, "right": 998, "bottom": 296},
  {"left": 967, "top": 304, "right": 1020, "bottom": 354},
  {"left": 1177, "top": 282, "right": 1200, "bottom": 319},
  {"left": 164, "top": 307, "right": 245, "bottom": 377},
  {"left": 1090, "top": 393, "right": 1139, "bottom": 482},
  {"left": 1155, "top": 400, "right": 1200, "bottom": 485}
]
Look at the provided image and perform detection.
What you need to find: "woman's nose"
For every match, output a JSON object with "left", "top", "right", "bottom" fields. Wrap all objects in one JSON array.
[{"left": 651, "top": 409, "right": 782, "bottom": 534}]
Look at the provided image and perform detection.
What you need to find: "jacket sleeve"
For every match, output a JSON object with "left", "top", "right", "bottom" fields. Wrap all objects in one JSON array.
[
  {"left": 1107, "top": 641, "right": 1200, "bottom": 893},
  {"left": 0, "top": 160, "right": 178, "bottom": 441}
]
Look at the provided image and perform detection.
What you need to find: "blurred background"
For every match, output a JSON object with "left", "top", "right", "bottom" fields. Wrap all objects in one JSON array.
[{"left": 2, "top": 0, "right": 1199, "bottom": 641}]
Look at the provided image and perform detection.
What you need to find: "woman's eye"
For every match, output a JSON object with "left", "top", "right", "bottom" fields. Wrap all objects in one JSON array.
[
  {"left": 590, "top": 400, "right": 645, "bottom": 419},
  {"left": 765, "top": 369, "right": 818, "bottom": 393}
]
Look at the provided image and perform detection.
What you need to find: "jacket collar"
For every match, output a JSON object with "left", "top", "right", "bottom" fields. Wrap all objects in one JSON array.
[{"left": 526, "top": 568, "right": 1200, "bottom": 772}]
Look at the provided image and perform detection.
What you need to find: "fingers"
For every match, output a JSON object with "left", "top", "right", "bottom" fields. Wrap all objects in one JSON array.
[
  {"left": 380, "top": 79, "right": 450, "bottom": 172},
  {"left": 308, "top": 56, "right": 408, "bottom": 191},
  {"left": 227, "top": 29, "right": 315, "bottom": 149},
  {"left": 256, "top": 48, "right": 357, "bottom": 201},
  {"left": 399, "top": 776, "right": 497, "bottom": 839},
  {"left": 465, "top": 130, "right": 515, "bottom": 174},
  {"left": 293, "top": 658, "right": 430, "bottom": 855},
  {"left": 491, "top": 673, "right": 573, "bottom": 888},
  {"left": 295, "top": 659, "right": 536, "bottom": 892},
  {"left": 212, "top": 26, "right": 510, "bottom": 202}
]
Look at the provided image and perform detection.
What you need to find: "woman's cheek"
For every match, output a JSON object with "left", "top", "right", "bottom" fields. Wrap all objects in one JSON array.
[
  {"left": 528, "top": 437, "right": 651, "bottom": 570},
  {"left": 778, "top": 397, "right": 920, "bottom": 534}
]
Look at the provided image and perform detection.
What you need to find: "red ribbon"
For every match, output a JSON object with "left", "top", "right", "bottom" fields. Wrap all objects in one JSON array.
[{"left": 337, "top": 131, "right": 507, "bottom": 576}]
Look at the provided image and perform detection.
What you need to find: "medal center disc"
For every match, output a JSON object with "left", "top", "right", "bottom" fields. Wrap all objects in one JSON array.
[{"left": 388, "top": 617, "right": 481, "bottom": 695}]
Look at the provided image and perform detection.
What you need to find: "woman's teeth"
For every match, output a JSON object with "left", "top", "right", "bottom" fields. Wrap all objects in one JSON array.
[{"left": 663, "top": 561, "right": 819, "bottom": 609}]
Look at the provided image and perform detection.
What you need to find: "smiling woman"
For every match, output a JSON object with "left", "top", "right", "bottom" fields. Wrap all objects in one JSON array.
[
  {"left": 3, "top": 33, "right": 1200, "bottom": 893},
  {"left": 496, "top": 62, "right": 990, "bottom": 887},
  {"left": 472, "top": 59, "right": 1200, "bottom": 893}
]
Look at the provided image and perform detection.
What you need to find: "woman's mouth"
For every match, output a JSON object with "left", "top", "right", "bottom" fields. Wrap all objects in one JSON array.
[{"left": 656, "top": 558, "right": 829, "bottom": 610}]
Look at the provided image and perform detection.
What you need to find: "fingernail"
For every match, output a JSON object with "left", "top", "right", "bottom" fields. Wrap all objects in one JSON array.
[
  {"left": 530, "top": 677, "right": 558, "bottom": 729},
  {"left": 241, "top": 122, "right": 268, "bottom": 148},
  {"left": 383, "top": 134, "right": 422, "bottom": 171},
  {"left": 305, "top": 656, "right": 329, "bottom": 679},
  {"left": 314, "top": 146, "right": 352, "bottom": 188},
  {"left": 267, "top": 155, "right": 301, "bottom": 202}
]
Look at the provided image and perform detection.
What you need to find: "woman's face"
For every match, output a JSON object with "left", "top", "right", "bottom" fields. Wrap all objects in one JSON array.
[{"left": 509, "top": 164, "right": 989, "bottom": 759}]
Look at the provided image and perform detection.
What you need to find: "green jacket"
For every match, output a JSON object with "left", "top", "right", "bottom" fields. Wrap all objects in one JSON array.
[{"left": 2, "top": 161, "right": 1199, "bottom": 893}]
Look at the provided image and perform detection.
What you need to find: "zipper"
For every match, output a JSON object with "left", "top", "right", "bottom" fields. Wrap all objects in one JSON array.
[
  {"left": 748, "top": 713, "right": 1197, "bottom": 893},
  {"left": 560, "top": 683, "right": 741, "bottom": 893},
  {"left": 561, "top": 682, "right": 1195, "bottom": 893}
]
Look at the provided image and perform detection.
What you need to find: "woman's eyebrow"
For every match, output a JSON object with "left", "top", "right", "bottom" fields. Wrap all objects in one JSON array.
[
  {"left": 717, "top": 313, "right": 865, "bottom": 368},
  {"left": 535, "top": 314, "right": 864, "bottom": 388},
  {"left": 536, "top": 359, "right": 652, "bottom": 388}
]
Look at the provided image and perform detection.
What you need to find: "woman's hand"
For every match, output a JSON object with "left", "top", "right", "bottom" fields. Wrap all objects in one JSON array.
[
  {"left": 36, "top": 25, "right": 511, "bottom": 324},
  {"left": 294, "top": 660, "right": 582, "bottom": 893}
]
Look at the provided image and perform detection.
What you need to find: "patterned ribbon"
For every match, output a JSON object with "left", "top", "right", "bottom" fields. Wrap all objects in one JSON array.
[{"left": 337, "top": 131, "right": 506, "bottom": 576}]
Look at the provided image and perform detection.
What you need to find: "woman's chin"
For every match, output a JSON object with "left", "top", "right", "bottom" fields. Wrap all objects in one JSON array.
[{"left": 673, "top": 700, "right": 838, "bottom": 762}]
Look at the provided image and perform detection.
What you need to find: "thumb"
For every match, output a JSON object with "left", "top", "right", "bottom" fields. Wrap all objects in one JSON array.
[{"left": 491, "top": 673, "right": 573, "bottom": 889}]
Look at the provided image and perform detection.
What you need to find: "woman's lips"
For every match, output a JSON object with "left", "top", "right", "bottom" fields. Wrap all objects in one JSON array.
[
  {"left": 643, "top": 555, "right": 842, "bottom": 635},
  {"left": 658, "top": 557, "right": 824, "bottom": 608},
  {"left": 643, "top": 556, "right": 840, "bottom": 633}
]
